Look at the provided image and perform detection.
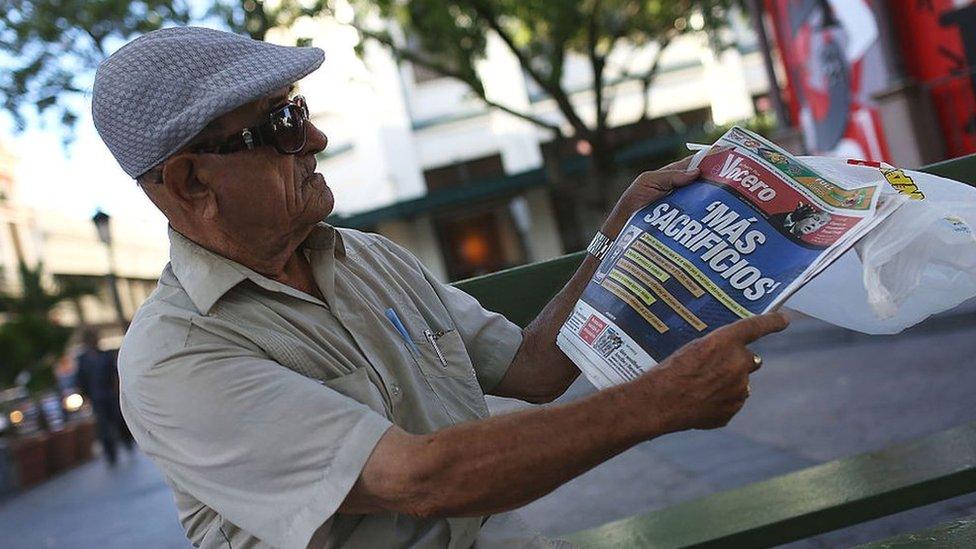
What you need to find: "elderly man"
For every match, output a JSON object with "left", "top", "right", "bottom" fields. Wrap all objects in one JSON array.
[{"left": 93, "top": 27, "right": 788, "bottom": 548}]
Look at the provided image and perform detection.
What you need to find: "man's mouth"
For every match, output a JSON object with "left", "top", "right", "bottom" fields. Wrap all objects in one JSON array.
[
  {"left": 300, "top": 168, "right": 327, "bottom": 191},
  {"left": 299, "top": 159, "right": 320, "bottom": 185}
]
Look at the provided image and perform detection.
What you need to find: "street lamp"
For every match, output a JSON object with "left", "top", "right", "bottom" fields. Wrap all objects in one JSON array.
[
  {"left": 92, "top": 210, "right": 111, "bottom": 246},
  {"left": 91, "top": 209, "right": 128, "bottom": 332}
]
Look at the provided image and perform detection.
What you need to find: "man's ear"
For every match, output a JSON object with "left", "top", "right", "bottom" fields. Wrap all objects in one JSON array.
[{"left": 161, "top": 155, "right": 219, "bottom": 220}]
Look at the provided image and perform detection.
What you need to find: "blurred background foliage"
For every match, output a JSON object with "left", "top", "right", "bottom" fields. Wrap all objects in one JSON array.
[
  {"left": 2, "top": 0, "right": 741, "bottom": 185},
  {"left": 0, "top": 0, "right": 193, "bottom": 138},
  {"left": 0, "top": 262, "right": 97, "bottom": 391}
]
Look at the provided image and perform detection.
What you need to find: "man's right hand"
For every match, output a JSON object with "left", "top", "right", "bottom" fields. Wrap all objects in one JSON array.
[{"left": 644, "top": 312, "right": 791, "bottom": 431}]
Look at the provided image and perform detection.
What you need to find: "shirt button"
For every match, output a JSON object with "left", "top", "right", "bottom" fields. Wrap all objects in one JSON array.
[{"left": 390, "top": 383, "right": 403, "bottom": 401}]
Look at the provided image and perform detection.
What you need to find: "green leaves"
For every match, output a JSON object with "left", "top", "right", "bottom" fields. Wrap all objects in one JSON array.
[
  {"left": 0, "top": 0, "right": 191, "bottom": 137},
  {"left": 0, "top": 0, "right": 743, "bottom": 157},
  {"left": 0, "top": 262, "right": 98, "bottom": 390},
  {"left": 335, "top": 0, "right": 740, "bottom": 134}
]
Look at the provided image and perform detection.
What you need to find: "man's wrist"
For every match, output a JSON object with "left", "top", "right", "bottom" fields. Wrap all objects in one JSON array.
[
  {"left": 586, "top": 231, "right": 614, "bottom": 261},
  {"left": 614, "top": 371, "right": 685, "bottom": 439},
  {"left": 600, "top": 205, "right": 630, "bottom": 240}
]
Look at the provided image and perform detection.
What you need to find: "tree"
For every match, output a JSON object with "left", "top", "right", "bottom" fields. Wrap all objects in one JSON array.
[
  {"left": 0, "top": 0, "right": 195, "bottom": 137},
  {"left": 0, "top": 0, "right": 344, "bottom": 137},
  {"left": 251, "top": 0, "right": 743, "bottom": 244},
  {"left": 2, "top": 1, "right": 745, "bottom": 242},
  {"left": 362, "top": 1, "right": 735, "bottom": 162},
  {"left": 210, "top": 0, "right": 299, "bottom": 40},
  {"left": 0, "top": 262, "right": 97, "bottom": 391}
]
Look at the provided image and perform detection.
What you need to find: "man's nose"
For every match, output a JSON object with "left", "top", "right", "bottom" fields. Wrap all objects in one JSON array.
[{"left": 304, "top": 122, "right": 328, "bottom": 155}]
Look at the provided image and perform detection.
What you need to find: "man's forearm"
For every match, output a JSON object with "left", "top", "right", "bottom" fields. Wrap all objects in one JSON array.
[
  {"left": 345, "top": 373, "right": 676, "bottom": 518},
  {"left": 344, "top": 303, "right": 790, "bottom": 520},
  {"left": 494, "top": 164, "right": 698, "bottom": 402},
  {"left": 494, "top": 212, "right": 628, "bottom": 402}
]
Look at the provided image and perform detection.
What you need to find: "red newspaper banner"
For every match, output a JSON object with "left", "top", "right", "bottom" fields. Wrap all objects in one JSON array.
[
  {"left": 697, "top": 146, "right": 864, "bottom": 248},
  {"left": 579, "top": 315, "right": 607, "bottom": 345}
]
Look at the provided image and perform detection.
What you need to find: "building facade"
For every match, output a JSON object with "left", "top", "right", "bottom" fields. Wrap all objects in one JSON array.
[
  {"left": 0, "top": 141, "right": 167, "bottom": 346},
  {"left": 267, "top": 7, "right": 773, "bottom": 281}
]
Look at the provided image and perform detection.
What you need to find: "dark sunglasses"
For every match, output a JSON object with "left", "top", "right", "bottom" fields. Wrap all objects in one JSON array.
[{"left": 192, "top": 95, "right": 310, "bottom": 155}]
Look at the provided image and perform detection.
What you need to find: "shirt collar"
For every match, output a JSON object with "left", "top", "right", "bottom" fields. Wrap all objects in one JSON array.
[
  {"left": 300, "top": 222, "right": 346, "bottom": 257},
  {"left": 169, "top": 222, "right": 343, "bottom": 314}
]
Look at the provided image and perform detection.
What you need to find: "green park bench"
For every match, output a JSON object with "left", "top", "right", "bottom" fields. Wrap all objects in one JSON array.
[{"left": 452, "top": 154, "right": 976, "bottom": 547}]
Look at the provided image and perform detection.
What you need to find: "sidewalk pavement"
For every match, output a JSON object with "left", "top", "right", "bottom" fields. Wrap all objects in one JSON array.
[
  {"left": 510, "top": 303, "right": 976, "bottom": 545},
  {"left": 0, "top": 449, "right": 186, "bottom": 548},
  {"left": 0, "top": 302, "right": 974, "bottom": 548}
]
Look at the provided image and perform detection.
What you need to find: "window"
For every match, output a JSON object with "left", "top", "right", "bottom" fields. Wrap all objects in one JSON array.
[
  {"left": 435, "top": 206, "right": 527, "bottom": 281},
  {"left": 423, "top": 154, "right": 504, "bottom": 192},
  {"left": 423, "top": 154, "right": 526, "bottom": 281}
]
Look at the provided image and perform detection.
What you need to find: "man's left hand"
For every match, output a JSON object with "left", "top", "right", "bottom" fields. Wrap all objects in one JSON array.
[{"left": 601, "top": 156, "right": 700, "bottom": 239}]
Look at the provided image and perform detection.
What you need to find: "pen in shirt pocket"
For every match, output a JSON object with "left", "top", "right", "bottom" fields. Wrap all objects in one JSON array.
[
  {"left": 423, "top": 329, "right": 448, "bottom": 367},
  {"left": 385, "top": 308, "right": 421, "bottom": 357}
]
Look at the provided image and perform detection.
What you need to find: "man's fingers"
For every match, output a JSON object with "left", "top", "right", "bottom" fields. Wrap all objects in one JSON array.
[
  {"left": 661, "top": 154, "right": 695, "bottom": 171},
  {"left": 641, "top": 167, "right": 700, "bottom": 190},
  {"left": 670, "top": 168, "right": 700, "bottom": 187},
  {"left": 718, "top": 311, "right": 791, "bottom": 344}
]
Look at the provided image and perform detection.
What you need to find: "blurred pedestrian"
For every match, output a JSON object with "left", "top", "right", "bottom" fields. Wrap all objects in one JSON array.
[
  {"left": 54, "top": 352, "right": 77, "bottom": 394},
  {"left": 74, "top": 328, "right": 133, "bottom": 465}
]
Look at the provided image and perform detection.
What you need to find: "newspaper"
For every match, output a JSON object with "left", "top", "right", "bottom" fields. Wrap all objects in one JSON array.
[{"left": 557, "top": 127, "right": 901, "bottom": 388}]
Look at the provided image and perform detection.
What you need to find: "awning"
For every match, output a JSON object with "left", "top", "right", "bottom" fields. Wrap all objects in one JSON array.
[
  {"left": 327, "top": 129, "right": 703, "bottom": 230},
  {"left": 327, "top": 167, "right": 549, "bottom": 230}
]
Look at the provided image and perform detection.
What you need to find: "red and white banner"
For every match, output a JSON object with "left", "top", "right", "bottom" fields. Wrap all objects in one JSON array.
[
  {"left": 888, "top": 0, "right": 976, "bottom": 158},
  {"left": 766, "top": 0, "right": 891, "bottom": 162}
]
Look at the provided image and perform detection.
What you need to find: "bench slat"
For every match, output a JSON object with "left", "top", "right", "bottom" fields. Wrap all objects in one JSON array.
[
  {"left": 855, "top": 516, "right": 976, "bottom": 548},
  {"left": 453, "top": 252, "right": 585, "bottom": 328},
  {"left": 566, "top": 421, "right": 976, "bottom": 548},
  {"left": 918, "top": 153, "right": 976, "bottom": 186}
]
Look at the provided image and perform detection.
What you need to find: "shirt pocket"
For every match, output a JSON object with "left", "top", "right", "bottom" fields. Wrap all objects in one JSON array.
[
  {"left": 412, "top": 329, "right": 477, "bottom": 382},
  {"left": 320, "top": 366, "right": 390, "bottom": 418},
  {"left": 413, "top": 329, "right": 490, "bottom": 421}
]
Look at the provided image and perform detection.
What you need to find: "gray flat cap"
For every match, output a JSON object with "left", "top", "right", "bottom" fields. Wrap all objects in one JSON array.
[{"left": 92, "top": 26, "right": 324, "bottom": 178}]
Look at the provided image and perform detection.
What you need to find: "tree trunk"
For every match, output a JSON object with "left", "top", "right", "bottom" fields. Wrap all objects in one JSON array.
[
  {"left": 589, "top": 136, "right": 618, "bottom": 211},
  {"left": 543, "top": 137, "right": 636, "bottom": 253},
  {"left": 542, "top": 138, "right": 588, "bottom": 252},
  {"left": 583, "top": 137, "right": 639, "bottom": 238}
]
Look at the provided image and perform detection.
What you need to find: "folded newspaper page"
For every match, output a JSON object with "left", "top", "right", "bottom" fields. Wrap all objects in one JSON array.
[{"left": 557, "top": 127, "right": 899, "bottom": 388}]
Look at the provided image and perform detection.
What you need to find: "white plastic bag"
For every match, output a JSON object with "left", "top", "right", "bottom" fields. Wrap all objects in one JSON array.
[{"left": 784, "top": 157, "right": 976, "bottom": 334}]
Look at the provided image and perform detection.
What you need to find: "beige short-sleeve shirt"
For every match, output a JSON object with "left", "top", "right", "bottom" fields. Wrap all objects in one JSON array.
[{"left": 119, "top": 224, "right": 538, "bottom": 548}]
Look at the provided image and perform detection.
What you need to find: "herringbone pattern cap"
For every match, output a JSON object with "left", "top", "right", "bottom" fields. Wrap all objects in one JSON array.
[{"left": 92, "top": 26, "right": 324, "bottom": 178}]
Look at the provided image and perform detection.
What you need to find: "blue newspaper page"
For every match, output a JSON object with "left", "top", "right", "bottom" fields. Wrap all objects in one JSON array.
[{"left": 557, "top": 127, "right": 885, "bottom": 388}]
